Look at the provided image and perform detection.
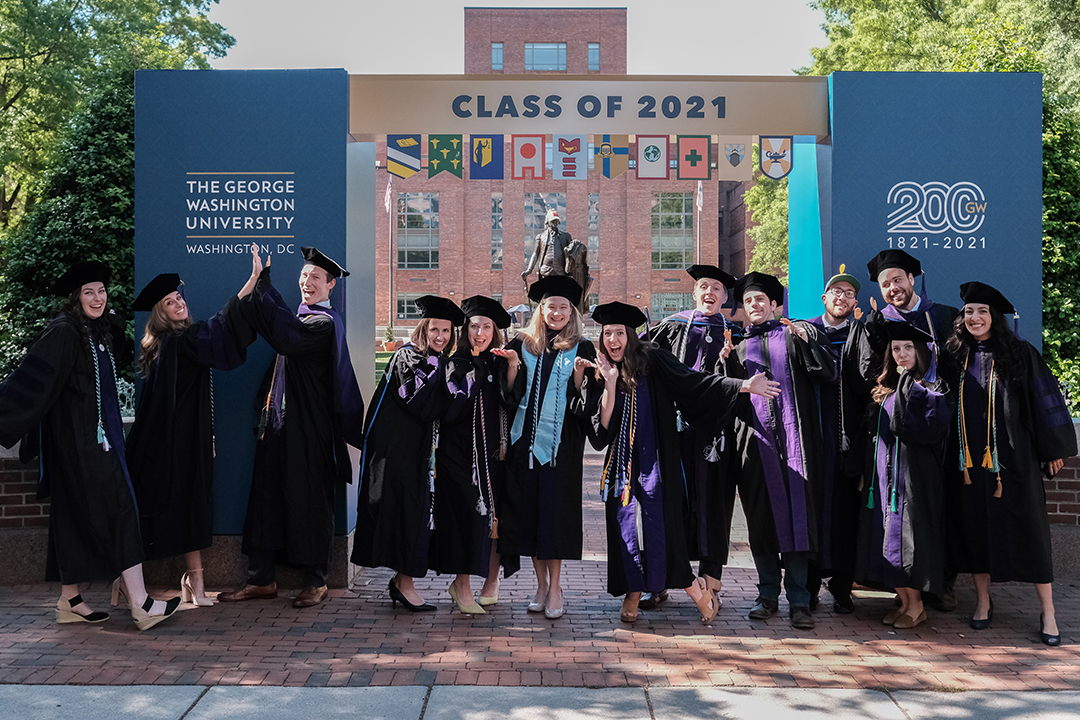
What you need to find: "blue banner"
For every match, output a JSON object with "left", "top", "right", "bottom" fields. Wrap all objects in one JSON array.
[
  {"left": 134, "top": 69, "right": 350, "bottom": 534},
  {"left": 822, "top": 72, "right": 1043, "bottom": 344}
]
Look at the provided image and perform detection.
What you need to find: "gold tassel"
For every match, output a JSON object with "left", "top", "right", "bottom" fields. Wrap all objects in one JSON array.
[
  {"left": 981, "top": 446, "right": 994, "bottom": 469},
  {"left": 489, "top": 517, "right": 499, "bottom": 539},
  {"left": 993, "top": 475, "right": 1002, "bottom": 498},
  {"left": 621, "top": 481, "right": 631, "bottom": 507},
  {"left": 964, "top": 467, "right": 972, "bottom": 485}
]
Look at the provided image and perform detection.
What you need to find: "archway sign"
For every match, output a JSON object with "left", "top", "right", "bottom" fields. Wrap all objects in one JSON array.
[{"left": 134, "top": 70, "right": 1042, "bottom": 581}]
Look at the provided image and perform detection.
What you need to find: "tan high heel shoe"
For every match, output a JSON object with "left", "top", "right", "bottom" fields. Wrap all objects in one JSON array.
[
  {"left": 620, "top": 592, "right": 641, "bottom": 623},
  {"left": 111, "top": 577, "right": 132, "bottom": 610},
  {"left": 448, "top": 583, "right": 485, "bottom": 615},
  {"left": 478, "top": 579, "right": 500, "bottom": 607},
  {"left": 689, "top": 577, "right": 718, "bottom": 624},
  {"left": 131, "top": 595, "right": 182, "bottom": 631},
  {"left": 181, "top": 569, "right": 215, "bottom": 607},
  {"left": 56, "top": 594, "right": 109, "bottom": 624}
]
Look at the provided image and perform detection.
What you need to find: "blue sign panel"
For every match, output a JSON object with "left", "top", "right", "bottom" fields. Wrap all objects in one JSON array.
[
  {"left": 134, "top": 69, "right": 350, "bottom": 533},
  {"left": 822, "top": 72, "right": 1043, "bottom": 344}
]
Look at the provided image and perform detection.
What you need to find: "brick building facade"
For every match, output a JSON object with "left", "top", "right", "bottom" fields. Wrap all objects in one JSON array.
[{"left": 376, "top": 7, "right": 752, "bottom": 337}]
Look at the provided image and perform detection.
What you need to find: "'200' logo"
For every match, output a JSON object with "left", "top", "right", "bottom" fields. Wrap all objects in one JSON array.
[{"left": 886, "top": 181, "right": 987, "bottom": 234}]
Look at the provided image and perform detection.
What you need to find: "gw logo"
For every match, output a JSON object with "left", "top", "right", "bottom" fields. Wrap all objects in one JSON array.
[{"left": 886, "top": 181, "right": 987, "bottom": 234}]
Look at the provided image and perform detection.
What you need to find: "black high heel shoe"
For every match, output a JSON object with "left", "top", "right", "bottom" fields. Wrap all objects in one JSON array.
[
  {"left": 388, "top": 580, "right": 435, "bottom": 612},
  {"left": 969, "top": 596, "right": 993, "bottom": 630},
  {"left": 1040, "top": 613, "right": 1061, "bottom": 647}
]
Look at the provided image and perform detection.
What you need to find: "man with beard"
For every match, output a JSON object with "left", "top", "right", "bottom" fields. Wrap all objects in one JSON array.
[
  {"left": 804, "top": 266, "right": 876, "bottom": 614},
  {"left": 727, "top": 272, "right": 836, "bottom": 629},
  {"left": 864, "top": 249, "right": 959, "bottom": 378},
  {"left": 646, "top": 265, "right": 739, "bottom": 611}
]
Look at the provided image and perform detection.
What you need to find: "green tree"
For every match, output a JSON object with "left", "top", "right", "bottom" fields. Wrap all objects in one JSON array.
[
  {"left": 0, "top": 1, "right": 233, "bottom": 229},
  {"left": 0, "top": 67, "right": 135, "bottom": 377},
  {"left": 744, "top": 145, "right": 791, "bottom": 282}
]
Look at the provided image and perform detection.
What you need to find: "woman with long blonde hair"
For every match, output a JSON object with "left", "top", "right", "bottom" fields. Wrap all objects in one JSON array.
[
  {"left": 500, "top": 276, "right": 596, "bottom": 620},
  {"left": 125, "top": 249, "right": 260, "bottom": 605}
]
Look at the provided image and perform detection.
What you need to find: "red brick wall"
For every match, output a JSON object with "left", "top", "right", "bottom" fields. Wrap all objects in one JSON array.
[
  {"left": 465, "top": 7, "right": 627, "bottom": 75},
  {"left": 0, "top": 457, "right": 48, "bottom": 530},
  {"left": 376, "top": 136, "right": 722, "bottom": 331},
  {"left": 1047, "top": 453, "right": 1080, "bottom": 525}
]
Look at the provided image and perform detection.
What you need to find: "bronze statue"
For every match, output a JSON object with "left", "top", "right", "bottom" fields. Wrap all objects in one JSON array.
[{"left": 522, "top": 209, "right": 591, "bottom": 313}]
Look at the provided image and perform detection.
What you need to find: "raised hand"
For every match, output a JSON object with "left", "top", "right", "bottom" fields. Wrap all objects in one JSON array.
[
  {"left": 780, "top": 317, "right": 808, "bottom": 343},
  {"left": 721, "top": 328, "right": 735, "bottom": 361},
  {"left": 870, "top": 296, "right": 878, "bottom": 311},
  {"left": 742, "top": 371, "right": 781, "bottom": 398},
  {"left": 853, "top": 305, "right": 863, "bottom": 320}
]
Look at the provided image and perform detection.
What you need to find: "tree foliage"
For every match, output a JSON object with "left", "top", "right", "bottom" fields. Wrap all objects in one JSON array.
[
  {"left": 744, "top": 144, "right": 791, "bottom": 283},
  {"left": 0, "top": 68, "right": 135, "bottom": 378},
  {"left": 0, "top": 1, "right": 234, "bottom": 229}
]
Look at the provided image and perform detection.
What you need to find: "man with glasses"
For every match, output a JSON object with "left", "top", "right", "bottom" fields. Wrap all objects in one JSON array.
[{"left": 804, "top": 266, "right": 876, "bottom": 614}]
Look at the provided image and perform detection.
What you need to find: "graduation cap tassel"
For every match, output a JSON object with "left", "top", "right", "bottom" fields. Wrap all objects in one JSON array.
[
  {"left": 489, "top": 517, "right": 499, "bottom": 540},
  {"left": 994, "top": 475, "right": 1003, "bottom": 499}
]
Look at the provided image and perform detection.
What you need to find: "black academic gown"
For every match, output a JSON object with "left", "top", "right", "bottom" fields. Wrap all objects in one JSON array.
[
  {"left": 649, "top": 311, "right": 741, "bottom": 576},
  {"left": 243, "top": 270, "right": 365, "bottom": 568},
  {"left": 0, "top": 315, "right": 142, "bottom": 583},
  {"left": 500, "top": 336, "right": 598, "bottom": 560},
  {"left": 854, "top": 373, "right": 951, "bottom": 595},
  {"left": 352, "top": 344, "right": 450, "bottom": 578},
  {"left": 429, "top": 350, "right": 524, "bottom": 578},
  {"left": 805, "top": 316, "right": 876, "bottom": 579},
  {"left": 590, "top": 349, "right": 744, "bottom": 597},
  {"left": 950, "top": 341, "right": 1078, "bottom": 583},
  {"left": 728, "top": 319, "right": 837, "bottom": 558},
  {"left": 126, "top": 295, "right": 255, "bottom": 559}
]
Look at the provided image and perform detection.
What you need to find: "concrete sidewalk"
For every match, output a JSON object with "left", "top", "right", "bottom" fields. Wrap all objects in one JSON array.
[{"left": 1, "top": 685, "right": 1079, "bottom": 719}]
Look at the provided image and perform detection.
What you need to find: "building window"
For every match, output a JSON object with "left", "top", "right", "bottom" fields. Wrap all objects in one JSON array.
[
  {"left": 588, "top": 43, "right": 600, "bottom": 71},
  {"left": 491, "top": 42, "right": 503, "bottom": 71},
  {"left": 397, "top": 192, "right": 439, "bottom": 269},
  {"left": 396, "top": 293, "right": 426, "bottom": 321},
  {"left": 491, "top": 192, "right": 503, "bottom": 269},
  {"left": 525, "top": 42, "right": 567, "bottom": 71},
  {"left": 651, "top": 192, "right": 695, "bottom": 270},
  {"left": 587, "top": 292, "right": 599, "bottom": 311},
  {"left": 651, "top": 293, "right": 694, "bottom": 319},
  {"left": 492, "top": 293, "right": 503, "bottom": 306},
  {"left": 524, "top": 193, "right": 567, "bottom": 265},
  {"left": 587, "top": 192, "right": 600, "bottom": 268}
]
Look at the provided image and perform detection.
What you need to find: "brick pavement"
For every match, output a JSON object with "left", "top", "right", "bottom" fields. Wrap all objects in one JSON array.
[{"left": 1, "top": 451, "right": 1078, "bottom": 689}]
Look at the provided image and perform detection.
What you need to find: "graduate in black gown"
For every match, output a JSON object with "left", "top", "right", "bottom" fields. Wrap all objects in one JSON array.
[
  {"left": 501, "top": 276, "right": 597, "bottom": 620},
  {"left": 220, "top": 247, "right": 365, "bottom": 609},
  {"left": 945, "top": 282, "right": 1077, "bottom": 646},
  {"left": 589, "top": 302, "right": 779, "bottom": 624},
  {"left": 0, "top": 261, "right": 180, "bottom": 630},
  {"left": 855, "top": 322, "right": 950, "bottom": 630},
  {"left": 431, "top": 295, "right": 524, "bottom": 614},
  {"left": 647, "top": 265, "right": 739, "bottom": 610},
  {"left": 126, "top": 251, "right": 260, "bottom": 606},
  {"left": 353, "top": 295, "right": 462, "bottom": 612},
  {"left": 804, "top": 265, "right": 876, "bottom": 614},
  {"left": 727, "top": 272, "right": 837, "bottom": 630}
]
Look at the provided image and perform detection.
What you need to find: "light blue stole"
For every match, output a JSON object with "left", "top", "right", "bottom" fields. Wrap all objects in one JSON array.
[{"left": 510, "top": 343, "right": 578, "bottom": 466}]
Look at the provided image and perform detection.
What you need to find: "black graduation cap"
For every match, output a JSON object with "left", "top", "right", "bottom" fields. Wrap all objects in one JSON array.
[
  {"left": 687, "top": 264, "right": 736, "bottom": 288},
  {"left": 53, "top": 260, "right": 111, "bottom": 296},
  {"left": 734, "top": 271, "right": 785, "bottom": 305},
  {"left": 414, "top": 295, "right": 466, "bottom": 325},
  {"left": 301, "top": 246, "right": 349, "bottom": 278},
  {"left": 591, "top": 301, "right": 647, "bottom": 329},
  {"left": 959, "top": 281, "right": 1014, "bottom": 315},
  {"left": 883, "top": 320, "right": 934, "bottom": 344},
  {"left": 867, "top": 249, "right": 921, "bottom": 283},
  {"left": 528, "top": 275, "right": 583, "bottom": 306},
  {"left": 460, "top": 295, "right": 512, "bottom": 329},
  {"left": 133, "top": 273, "right": 183, "bottom": 311}
]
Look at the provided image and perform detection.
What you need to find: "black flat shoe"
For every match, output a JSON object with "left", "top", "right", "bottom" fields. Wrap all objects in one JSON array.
[
  {"left": 969, "top": 596, "right": 993, "bottom": 631},
  {"left": 388, "top": 580, "right": 435, "bottom": 612},
  {"left": 833, "top": 595, "right": 855, "bottom": 615},
  {"left": 1040, "top": 613, "right": 1061, "bottom": 647}
]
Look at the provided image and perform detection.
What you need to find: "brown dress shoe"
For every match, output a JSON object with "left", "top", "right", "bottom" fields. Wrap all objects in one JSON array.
[
  {"left": 293, "top": 585, "right": 328, "bottom": 608},
  {"left": 218, "top": 582, "right": 278, "bottom": 602}
]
